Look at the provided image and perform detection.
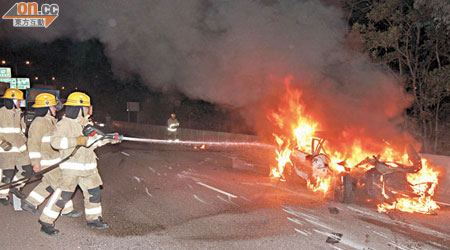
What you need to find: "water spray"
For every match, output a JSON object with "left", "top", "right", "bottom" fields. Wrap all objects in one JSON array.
[{"left": 121, "top": 136, "right": 274, "bottom": 149}]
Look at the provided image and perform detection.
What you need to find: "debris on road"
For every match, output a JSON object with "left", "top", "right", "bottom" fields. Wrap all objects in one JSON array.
[
  {"left": 145, "top": 187, "right": 153, "bottom": 197},
  {"left": 325, "top": 233, "right": 343, "bottom": 244},
  {"left": 133, "top": 176, "right": 141, "bottom": 183},
  {"left": 328, "top": 207, "right": 339, "bottom": 214}
]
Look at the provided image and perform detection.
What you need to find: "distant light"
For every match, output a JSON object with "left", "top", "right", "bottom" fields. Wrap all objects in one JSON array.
[
  {"left": 25, "top": 61, "right": 30, "bottom": 65},
  {"left": 1, "top": 60, "right": 5, "bottom": 64},
  {"left": 51, "top": 76, "right": 56, "bottom": 80},
  {"left": 75, "top": 87, "right": 78, "bottom": 90},
  {"left": 61, "top": 86, "right": 65, "bottom": 90},
  {"left": 34, "top": 76, "right": 38, "bottom": 80}
]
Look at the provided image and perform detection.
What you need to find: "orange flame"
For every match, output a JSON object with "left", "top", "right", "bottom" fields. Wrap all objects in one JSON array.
[{"left": 268, "top": 77, "right": 440, "bottom": 214}]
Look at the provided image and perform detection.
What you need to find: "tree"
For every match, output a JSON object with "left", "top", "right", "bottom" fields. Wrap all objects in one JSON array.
[{"left": 344, "top": 0, "right": 450, "bottom": 153}]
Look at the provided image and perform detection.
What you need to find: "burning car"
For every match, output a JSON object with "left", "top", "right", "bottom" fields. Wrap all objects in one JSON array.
[
  {"left": 268, "top": 80, "right": 440, "bottom": 214},
  {"left": 275, "top": 132, "right": 440, "bottom": 214}
]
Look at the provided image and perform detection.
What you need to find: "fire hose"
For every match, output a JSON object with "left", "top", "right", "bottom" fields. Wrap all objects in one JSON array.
[
  {"left": 0, "top": 125, "right": 118, "bottom": 190},
  {"left": 0, "top": 125, "right": 274, "bottom": 190}
]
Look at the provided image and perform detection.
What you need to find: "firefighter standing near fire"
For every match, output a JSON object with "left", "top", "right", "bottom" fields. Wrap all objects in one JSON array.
[
  {"left": 167, "top": 113, "right": 179, "bottom": 141},
  {"left": 21, "top": 93, "right": 82, "bottom": 217},
  {"left": 0, "top": 88, "right": 29, "bottom": 205},
  {"left": 38, "top": 92, "right": 121, "bottom": 236}
]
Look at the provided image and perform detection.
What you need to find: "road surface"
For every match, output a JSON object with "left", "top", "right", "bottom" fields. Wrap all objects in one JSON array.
[{"left": 0, "top": 141, "right": 449, "bottom": 249}]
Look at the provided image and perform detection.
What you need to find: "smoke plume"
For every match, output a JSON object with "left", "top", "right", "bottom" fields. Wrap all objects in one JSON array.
[{"left": 0, "top": 0, "right": 411, "bottom": 144}]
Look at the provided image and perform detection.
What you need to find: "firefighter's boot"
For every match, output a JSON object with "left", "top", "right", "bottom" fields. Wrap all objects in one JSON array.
[
  {"left": 39, "top": 220, "right": 59, "bottom": 236},
  {"left": 87, "top": 216, "right": 109, "bottom": 229},
  {"left": 22, "top": 200, "right": 39, "bottom": 215}
]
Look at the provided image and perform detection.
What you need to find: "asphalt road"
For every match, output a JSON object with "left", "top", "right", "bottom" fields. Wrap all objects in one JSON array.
[{"left": 0, "top": 141, "right": 449, "bottom": 250}]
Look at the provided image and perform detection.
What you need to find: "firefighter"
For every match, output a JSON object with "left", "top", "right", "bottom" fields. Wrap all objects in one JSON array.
[
  {"left": 21, "top": 93, "right": 82, "bottom": 217},
  {"left": 38, "top": 92, "right": 121, "bottom": 236},
  {"left": 0, "top": 88, "right": 28, "bottom": 206},
  {"left": 167, "top": 113, "right": 179, "bottom": 141}
]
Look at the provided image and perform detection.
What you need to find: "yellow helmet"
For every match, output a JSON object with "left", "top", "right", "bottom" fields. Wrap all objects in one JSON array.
[
  {"left": 64, "top": 92, "right": 91, "bottom": 107},
  {"left": 32, "top": 93, "right": 57, "bottom": 108},
  {"left": 1, "top": 88, "right": 24, "bottom": 100}
]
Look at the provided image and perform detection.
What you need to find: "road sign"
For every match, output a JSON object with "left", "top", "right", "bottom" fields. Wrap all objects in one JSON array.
[
  {"left": 16, "top": 78, "right": 30, "bottom": 89},
  {"left": 127, "top": 102, "right": 140, "bottom": 112},
  {"left": 0, "top": 78, "right": 30, "bottom": 89},
  {"left": 0, "top": 67, "right": 12, "bottom": 78},
  {"left": 0, "top": 78, "right": 17, "bottom": 88}
]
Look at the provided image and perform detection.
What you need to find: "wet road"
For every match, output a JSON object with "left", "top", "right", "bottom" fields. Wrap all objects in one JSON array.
[{"left": 1, "top": 141, "right": 449, "bottom": 249}]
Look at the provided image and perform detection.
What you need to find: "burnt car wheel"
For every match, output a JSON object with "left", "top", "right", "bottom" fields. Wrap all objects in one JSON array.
[{"left": 335, "top": 174, "right": 357, "bottom": 204}]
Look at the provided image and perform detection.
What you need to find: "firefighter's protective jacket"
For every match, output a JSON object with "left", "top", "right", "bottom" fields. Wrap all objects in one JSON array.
[
  {"left": 0, "top": 106, "right": 27, "bottom": 154},
  {"left": 167, "top": 118, "right": 179, "bottom": 132},
  {"left": 27, "top": 114, "right": 61, "bottom": 168},
  {"left": 50, "top": 114, "right": 107, "bottom": 178}
]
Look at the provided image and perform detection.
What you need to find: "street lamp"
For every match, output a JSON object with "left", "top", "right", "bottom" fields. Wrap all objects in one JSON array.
[
  {"left": 34, "top": 76, "right": 38, "bottom": 80},
  {"left": 1, "top": 60, "right": 5, "bottom": 64},
  {"left": 25, "top": 60, "right": 30, "bottom": 65},
  {"left": 51, "top": 76, "right": 55, "bottom": 80}
]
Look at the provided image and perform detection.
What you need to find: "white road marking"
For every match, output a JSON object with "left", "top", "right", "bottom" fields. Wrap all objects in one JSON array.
[
  {"left": 427, "top": 241, "right": 448, "bottom": 249},
  {"left": 121, "top": 151, "right": 130, "bottom": 156},
  {"left": 193, "top": 194, "right": 208, "bottom": 205},
  {"left": 372, "top": 231, "right": 388, "bottom": 239},
  {"left": 196, "top": 182, "right": 238, "bottom": 199},
  {"left": 282, "top": 205, "right": 321, "bottom": 222},
  {"left": 133, "top": 176, "right": 141, "bottom": 183},
  {"left": 303, "top": 217, "right": 334, "bottom": 231},
  {"left": 287, "top": 217, "right": 304, "bottom": 226},
  {"left": 387, "top": 242, "right": 409, "bottom": 250},
  {"left": 216, "top": 195, "right": 239, "bottom": 206},
  {"left": 145, "top": 187, "right": 153, "bottom": 197},
  {"left": 346, "top": 205, "right": 450, "bottom": 240},
  {"left": 148, "top": 166, "right": 156, "bottom": 173},
  {"left": 187, "top": 184, "right": 193, "bottom": 190},
  {"left": 282, "top": 207, "right": 333, "bottom": 231},
  {"left": 294, "top": 228, "right": 309, "bottom": 236},
  {"left": 241, "top": 182, "right": 318, "bottom": 200}
]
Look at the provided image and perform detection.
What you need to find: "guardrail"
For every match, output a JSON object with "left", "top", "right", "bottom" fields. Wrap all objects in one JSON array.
[{"left": 112, "top": 121, "right": 258, "bottom": 142}]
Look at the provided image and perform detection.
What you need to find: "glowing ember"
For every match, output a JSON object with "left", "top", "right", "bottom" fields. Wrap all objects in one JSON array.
[{"left": 267, "top": 77, "right": 441, "bottom": 214}]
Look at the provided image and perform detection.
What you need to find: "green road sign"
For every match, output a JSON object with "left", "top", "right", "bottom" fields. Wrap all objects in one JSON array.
[
  {"left": 0, "top": 67, "right": 12, "bottom": 78},
  {"left": 16, "top": 78, "right": 30, "bottom": 89}
]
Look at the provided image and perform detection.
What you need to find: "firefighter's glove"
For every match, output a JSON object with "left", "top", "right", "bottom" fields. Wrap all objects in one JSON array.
[
  {"left": 109, "top": 133, "right": 122, "bottom": 144},
  {"left": 0, "top": 138, "right": 12, "bottom": 151},
  {"left": 109, "top": 139, "right": 121, "bottom": 144},
  {"left": 33, "top": 164, "right": 41, "bottom": 173},
  {"left": 76, "top": 136, "right": 89, "bottom": 146}
]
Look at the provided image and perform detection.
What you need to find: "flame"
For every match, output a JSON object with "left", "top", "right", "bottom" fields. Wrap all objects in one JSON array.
[
  {"left": 268, "top": 77, "right": 440, "bottom": 214},
  {"left": 377, "top": 158, "right": 440, "bottom": 214},
  {"left": 307, "top": 176, "right": 332, "bottom": 195},
  {"left": 271, "top": 135, "right": 292, "bottom": 180}
]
